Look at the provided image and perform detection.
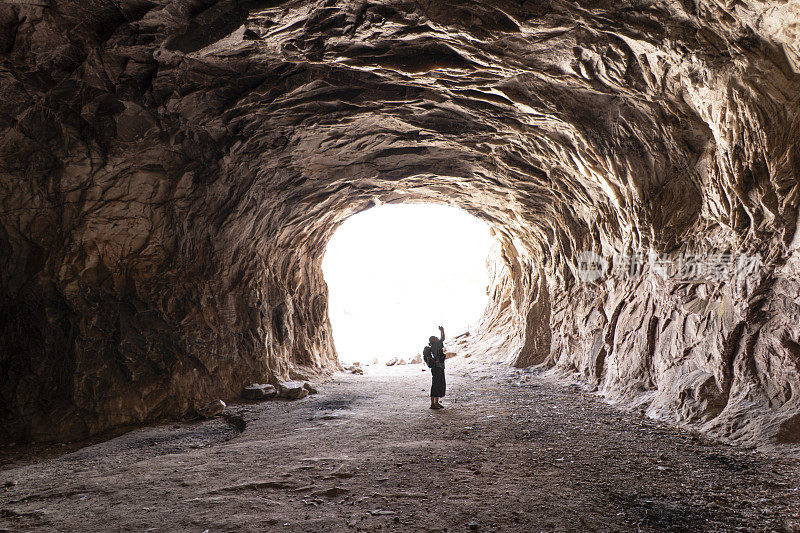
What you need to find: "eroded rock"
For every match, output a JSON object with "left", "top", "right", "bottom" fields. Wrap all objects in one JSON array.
[
  {"left": 278, "top": 382, "right": 309, "bottom": 400},
  {"left": 242, "top": 384, "right": 278, "bottom": 401},
  {"left": 344, "top": 364, "right": 364, "bottom": 375},
  {"left": 198, "top": 400, "right": 226, "bottom": 419},
  {"left": 0, "top": 0, "right": 798, "bottom": 446}
]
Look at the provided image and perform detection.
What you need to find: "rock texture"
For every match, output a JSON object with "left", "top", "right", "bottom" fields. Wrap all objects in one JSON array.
[
  {"left": 0, "top": 0, "right": 799, "bottom": 444},
  {"left": 242, "top": 383, "right": 277, "bottom": 400},
  {"left": 277, "top": 381, "right": 308, "bottom": 400}
]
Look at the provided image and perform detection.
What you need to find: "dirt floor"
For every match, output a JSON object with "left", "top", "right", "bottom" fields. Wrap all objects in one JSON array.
[{"left": 1, "top": 360, "right": 799, "bottom": 532}]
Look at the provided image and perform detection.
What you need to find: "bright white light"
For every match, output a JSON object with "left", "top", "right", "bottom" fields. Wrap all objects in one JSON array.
[{"left": 322, "top": 203, "right": 492, "bottom": 365}]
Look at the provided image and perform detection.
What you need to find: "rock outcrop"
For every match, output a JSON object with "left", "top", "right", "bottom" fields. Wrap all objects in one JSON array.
[{"left": 0, "top": 0, "right": 798, "bottom": 445}]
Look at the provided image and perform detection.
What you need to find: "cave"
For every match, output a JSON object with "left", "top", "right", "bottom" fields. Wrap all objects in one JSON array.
[{"left": 1, "top": 0, "right": 800, "bottom": 529}]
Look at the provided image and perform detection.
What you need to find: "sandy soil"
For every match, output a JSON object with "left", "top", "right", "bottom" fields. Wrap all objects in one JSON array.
[{"left": 1, "top": 361, "right": 799, "bottom": 532}]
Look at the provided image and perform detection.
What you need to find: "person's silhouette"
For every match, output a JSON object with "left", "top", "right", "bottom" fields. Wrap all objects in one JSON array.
[{"left": 428, "top": 326, "right": 446, "bottom": 409}]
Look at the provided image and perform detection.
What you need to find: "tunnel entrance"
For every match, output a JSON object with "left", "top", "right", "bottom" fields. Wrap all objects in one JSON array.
[{"left": 321, "top": 204, "right": 492, "bottom": 365}]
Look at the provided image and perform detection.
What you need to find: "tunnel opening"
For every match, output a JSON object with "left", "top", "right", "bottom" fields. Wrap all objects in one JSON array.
[{"left": 321, "top": 203, "right": 493, "bottom": 365}]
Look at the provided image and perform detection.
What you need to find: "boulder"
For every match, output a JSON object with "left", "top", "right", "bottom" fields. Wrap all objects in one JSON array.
[
  {"left": 302, "top": 382, "right": 318, "bottom": 395},
  {"left": 242, "top": 383, "right": 277, "bottom": 401},
  {"left": 278, "top": 381, "right": 309, "bottom": 400},
  {"left": 198, "top": 400, "right": 226, "bottom": 419},
  {"left": 344, "top": 363, "right": 363, "bottom": 375}
]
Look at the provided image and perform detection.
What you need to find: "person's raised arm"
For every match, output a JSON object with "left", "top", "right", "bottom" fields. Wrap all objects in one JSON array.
[{"left": 438, "top": 325, "right": 445, "bottom": 343}]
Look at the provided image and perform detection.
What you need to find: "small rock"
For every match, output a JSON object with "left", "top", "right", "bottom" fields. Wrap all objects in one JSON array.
[
  {"left": 284, "top": 388, "right": 309, "bottom": 401},
  {"left": 344, "top": 363, "right": 363, "bottom": 374},
  {"left": 223, "top": 413, "right": 247, "bottom": 431},
  {"left": 278, "top": 381, "right": 309, "bottom": 400},
  {"left": 370, "top": 509, "right": 396, "bottom": 516},
  {"left": 468, "top": 520, "right": 480, "bottom": 530},
  {"left": 329, "top": 465, "right": 356, "bottom": 478},
  {"left": 313, "top": 486, "right": 348, "bottom": 498},
  {"left": 199, "top": 399, "right": 226, "bottom": 418},
  {"left": 385, "top": 357, "right": 398, "bottom": 366},
  {"left": 242, "top": 383, "right": 277, "bottom": 400},
  {"left": 409, "top": 353, "right": 422, "bottom": 364},
  {"left": 302, "top": 382, "right": 318, "bottom": 394},
  {"left": 396, "top": 358, "right": 407, "bottom": 365}
]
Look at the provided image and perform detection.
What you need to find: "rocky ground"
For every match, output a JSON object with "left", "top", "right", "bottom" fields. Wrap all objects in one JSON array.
[{"left": 1, "top": 361, "right": 799, "bottom": 532}]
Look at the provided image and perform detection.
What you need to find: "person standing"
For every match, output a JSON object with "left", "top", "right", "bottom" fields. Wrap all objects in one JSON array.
[{"left": 428, "top": 326, "right": 446, "bottom": 409}]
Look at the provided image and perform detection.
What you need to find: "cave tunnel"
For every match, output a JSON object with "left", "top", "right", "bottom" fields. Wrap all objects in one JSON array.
[
  {"left": 1, "top": 1, "right": 800, "bottom": 526},
  {"left": 2, "top": 0, "right": 800, "bottom": 446}
]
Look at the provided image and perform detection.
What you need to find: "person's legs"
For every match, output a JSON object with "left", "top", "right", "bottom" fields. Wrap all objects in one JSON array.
[
  {"left": 430, "top": 368, "right": 438, "bottom": 408},
  {"left": 436, "top": 368, "right": 445, "bottom": 408},
  {"left": 430, "top": 368, "right": 446, "bottom": 409}
]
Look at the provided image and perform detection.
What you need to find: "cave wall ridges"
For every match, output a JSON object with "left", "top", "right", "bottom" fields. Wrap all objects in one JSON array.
[
  {"left": 545, "top": 254, "right": 800, "bottom": 445},
  {"left": 0, "top": 0, "right": 798, "bottom": 442}
]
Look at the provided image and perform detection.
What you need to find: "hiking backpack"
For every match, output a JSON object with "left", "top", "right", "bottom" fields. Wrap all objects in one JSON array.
[{"left": 422, "top": 346, "right": 434, "bottom": 368}]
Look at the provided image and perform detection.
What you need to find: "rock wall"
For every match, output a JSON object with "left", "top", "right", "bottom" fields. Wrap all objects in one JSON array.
[{"left": 1, "top": 0, "right": 799, "bottom": 444}]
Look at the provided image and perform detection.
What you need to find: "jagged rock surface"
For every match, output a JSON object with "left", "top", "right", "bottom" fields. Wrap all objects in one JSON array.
[{"left": 0, "top": 0, "right": 798, "bottom": 444}]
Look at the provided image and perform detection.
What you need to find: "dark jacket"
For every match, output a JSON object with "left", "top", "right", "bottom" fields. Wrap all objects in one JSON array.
[{"left": 430, "top": 340, "right": 445, "bottom": 368}]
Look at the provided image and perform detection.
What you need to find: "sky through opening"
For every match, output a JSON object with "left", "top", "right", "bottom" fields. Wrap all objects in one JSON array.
[{"left": 322, "top": 203, "right": 493, "bottom": 365}]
